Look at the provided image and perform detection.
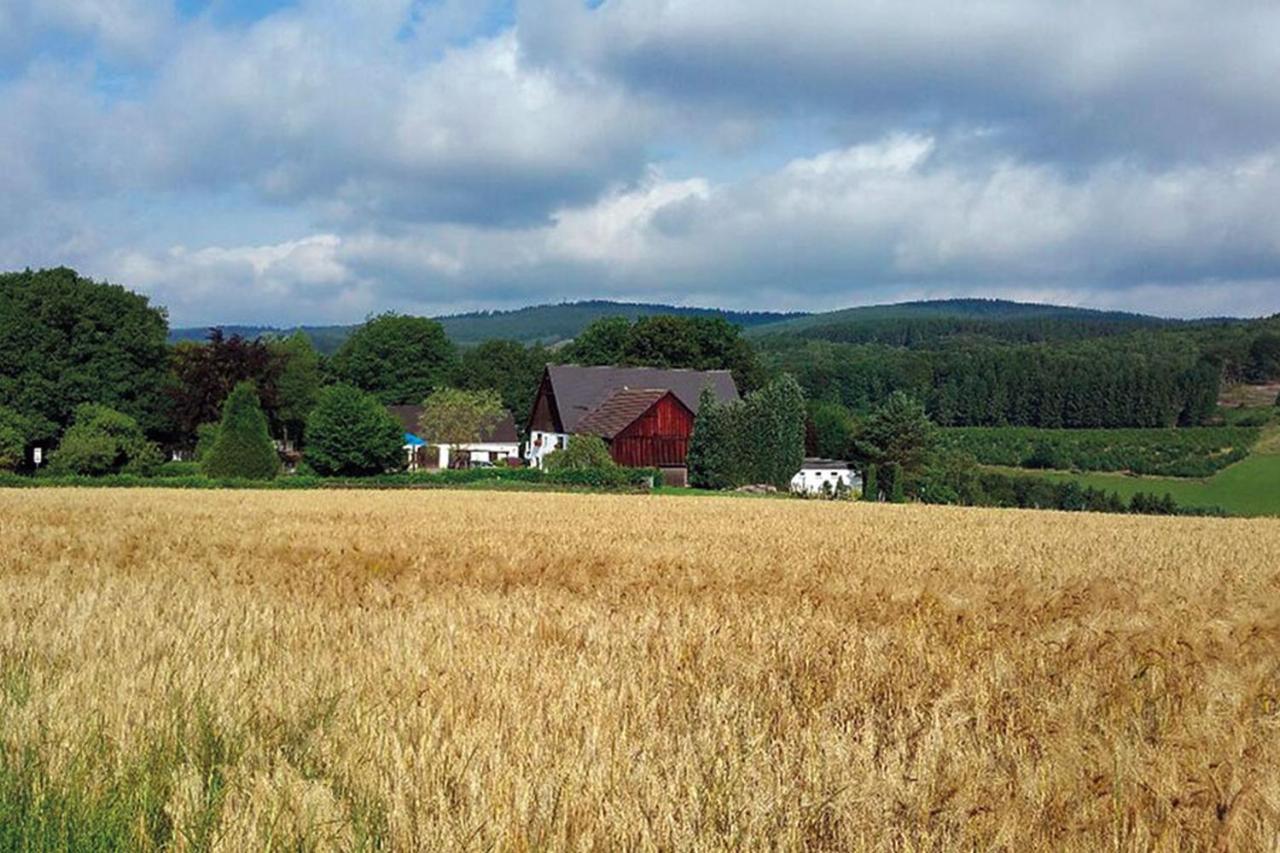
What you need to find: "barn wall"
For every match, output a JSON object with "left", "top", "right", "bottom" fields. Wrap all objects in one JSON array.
[{"left": 608, "top": 396, "right": 695, "bottom": 468}]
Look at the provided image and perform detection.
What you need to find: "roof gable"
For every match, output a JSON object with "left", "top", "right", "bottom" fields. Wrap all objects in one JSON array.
[
  {"left": 574, "top": 389, "right": 684, "bottom": 439},
  {"left": 545, "top": 365, "right": 739, "bottom": 433}
]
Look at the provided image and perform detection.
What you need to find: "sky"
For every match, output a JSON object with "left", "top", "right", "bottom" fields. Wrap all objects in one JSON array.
[{"left": 2, "top": 0, "right": 1280, "bottom": 325}]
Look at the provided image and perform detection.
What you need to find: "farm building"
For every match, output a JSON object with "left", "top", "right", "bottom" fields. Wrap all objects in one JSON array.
[
  {"left": 388, "top": 405, "right": 520, "bottom": 469},
  {"left": 791, "top": 458, "right": 860, "bottom": 496},
  {"left": 525, "top": 365, "right": 739, "bottom": 482}
]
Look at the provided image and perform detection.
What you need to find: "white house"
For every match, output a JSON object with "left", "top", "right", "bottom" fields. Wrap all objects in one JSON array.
[
  {"left": 388, "top": 405, "right": 521, "bottom": 470},
  {"left": 791, "top": 458, "right": 860, "bottom": 496}
]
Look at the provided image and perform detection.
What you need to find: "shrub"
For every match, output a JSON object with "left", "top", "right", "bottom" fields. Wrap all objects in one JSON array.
[
  {"left": 543, "top": 435, "right": 615, "bottom": 472},
  {"left": 50, "top": 404, "right": 161, "bottom": 476},
  {"left": 304, "top": 384, "right": 405, "bottom": 476},
  {"left": 0, "top": 406, "right": 28, "bottom": 472},
  {"left": 157, "top": 460, "right": 201, "bottom": 477},
  {"left": 201, "top": 383, "right": 280, "bottom": 480},
  {"left": 194, "top": 423, "right": 220, "bottom": 461}
]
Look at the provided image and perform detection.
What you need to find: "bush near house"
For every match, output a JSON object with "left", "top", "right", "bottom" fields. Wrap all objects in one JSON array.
[
  {"left": 542, "top": 435, "right": 615, "bottom": 471},
  {"left": 201, "top": 383, "right": 280, "bottom": 480},
  {"left": 304, "top": 384, "right": 405, "bottom": 477},
  {"left": 49, "top": 404, "right": 161, "bottom": 476}
]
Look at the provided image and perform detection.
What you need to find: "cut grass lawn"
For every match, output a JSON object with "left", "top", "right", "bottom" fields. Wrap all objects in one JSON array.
[{"left": 994, "top": 426, "right": 1280, "bottom": 517}]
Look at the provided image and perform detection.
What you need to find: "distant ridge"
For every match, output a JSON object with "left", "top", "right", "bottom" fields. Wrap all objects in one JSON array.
[
  {"left": 742, "top": 297, "right": 1183, "bottom": 346},
  {"left": 169, "top": 300, "right": 808, "bottom": 353},
  {"left": 169, "top": 296, "right": 1199, "bottom": 354}
]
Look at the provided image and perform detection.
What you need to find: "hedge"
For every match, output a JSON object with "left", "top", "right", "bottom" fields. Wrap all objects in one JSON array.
[{"left": 0, "top": 466, "right": 660, "bottom": 492}]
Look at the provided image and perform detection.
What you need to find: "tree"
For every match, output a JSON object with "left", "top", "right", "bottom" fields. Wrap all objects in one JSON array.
[
  {"left": 329, "top": 314, "right": 457, "bottom": 405},
  {"left": 565, "top": 315, "right": 767, "bottom": 392},
  {"left": 687, "top": 387, "right": 737, "bottom": 489},
  {"left": 542, "top": 435, "right": 615, "bottom": 471},
  {"left": 50, "top": 404, "right": 162, "bottom": 476},
  {"left": 861, "top": 463, "right": 878, "bottom": 502},
  {"left": 0, "top": 406, "right": 29, "bottom": 472},
  {"left": 272, "top": 332, "right": 323, "bottom": 446},
  {"left": 304, "top": 384, "right": 405, "bottom": 476},
  {"left": 563, "top": 316, "right": 631, "bottom": 365},
  {"left": 807, "top": 400, "right": 857, "bottom": 459},
  {"left": 856, "top": 392, "right": 936, "bottom": 478},
  {"left": 417, "top": 387, "right": 504, "bottom": 468},
  {"left": 0, "top": 267, "right": 170, "bottom": 442},
  {"left": 168, "top": 329, "right": 282, "bottom": 443},
  {"left": 687, "top": 376, "right": 804, "bottom": 490},
  {"left": 744, "top": 374, "right": 806, "bottom": 489},
  {"left": 455, "top": 340, "right": 546, "bottom": 431},
  {"left": 201, "top": 382, "right": 280, "bottom": 480},
  {"left": 1248, "top": 333, "right": 1280, "bottom": 382}
]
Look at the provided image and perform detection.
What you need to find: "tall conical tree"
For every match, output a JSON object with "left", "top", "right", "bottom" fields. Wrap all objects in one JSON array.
[{"left": 201, "top": 381, "right": 280, "bottom": 480}]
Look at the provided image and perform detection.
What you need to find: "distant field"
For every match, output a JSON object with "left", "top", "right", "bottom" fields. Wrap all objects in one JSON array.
[
  {"left": 992, "top": 426, "right": 1280, "bottom": 517},
  {"left": 3, "top": 490, "right": 1280, "bottom": 849}
]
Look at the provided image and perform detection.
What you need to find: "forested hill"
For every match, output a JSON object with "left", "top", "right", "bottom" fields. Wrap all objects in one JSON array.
[
  {"left": 746, "top": 298, "right": 1180, "bottom": 346},
  {"left": 169, "top": 300, "right": 805, "bottom": 352}
]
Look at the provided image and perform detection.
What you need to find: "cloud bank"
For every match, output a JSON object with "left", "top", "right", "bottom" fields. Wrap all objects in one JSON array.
[{"left": 2, "top": 0, "right": 1279, "bottom": 323}]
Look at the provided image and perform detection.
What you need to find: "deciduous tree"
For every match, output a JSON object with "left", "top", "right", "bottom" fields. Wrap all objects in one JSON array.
[
  {"left": 330, "top": 314, "right": 457, "bottom": 404},
  {"left": 417, "top": 387, "right": 504, "bottom": 468},
  {"left": 0, "top": 268, "right": 170, "bottom": 442},
  {"left": 304, "top": 384, "right": 405, "bottom": 476}
]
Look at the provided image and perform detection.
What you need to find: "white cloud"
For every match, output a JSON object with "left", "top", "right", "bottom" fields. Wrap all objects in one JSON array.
[
  {"left": 5, "top": 0, "right": 1280, "bottom": 323},
  {"left": 100, "top": 136, "right": 1280, "bottom": 323}
]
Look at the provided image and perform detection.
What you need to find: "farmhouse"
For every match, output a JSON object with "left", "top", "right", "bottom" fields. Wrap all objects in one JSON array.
[
  {"left": 525, "top": 365, "right": 740, "bottom": 483},
  {"left": 389, "top": 405, "right": 520, "bottom": 469},
  {"left": 791, "top": 458, "right": 860, "bottom": 496}
]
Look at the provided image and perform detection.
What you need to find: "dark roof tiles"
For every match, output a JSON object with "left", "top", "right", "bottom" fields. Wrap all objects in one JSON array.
[
  {"left": 546, "top": 364, "right": 739, "bottom": 433},
  {"left": 574, "top": 388, "right": 671, "bottom": 439}
]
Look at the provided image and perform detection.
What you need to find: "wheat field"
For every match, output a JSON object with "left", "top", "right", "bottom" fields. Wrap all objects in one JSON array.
[{"left": 2, "top": 489, "right": 1279, "bottom": 850}]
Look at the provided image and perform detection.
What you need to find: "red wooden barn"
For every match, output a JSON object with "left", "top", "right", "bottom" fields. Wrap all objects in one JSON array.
[
  {"left": 524, "top": 365, "right": 740, "bottom": 483},
  {"left": 575, "top": 388, "right": 695, "bottom": 468}
]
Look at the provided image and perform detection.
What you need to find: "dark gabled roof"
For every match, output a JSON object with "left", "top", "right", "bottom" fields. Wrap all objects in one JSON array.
[
  {"left": 800, "top": 457, "right": 851, "bottom": 470},
  {"left": 575, "top": 388, "right": 674, "bottom": 439},
  {"left": 388, "top": 405, "right": 519, "bottom": 444},
  {"left": 545, "top": 364, "right": 739, "bottom": 433}
]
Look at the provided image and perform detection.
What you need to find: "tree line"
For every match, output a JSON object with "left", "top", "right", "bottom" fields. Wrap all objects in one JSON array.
[{"left": 4, "top": 267, "right": 1279, "bottom": 482}]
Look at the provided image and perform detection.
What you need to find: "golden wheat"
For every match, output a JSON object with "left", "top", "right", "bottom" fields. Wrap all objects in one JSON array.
[{"left": 1, "top": 488, "right": 1279, "bottom": 850}]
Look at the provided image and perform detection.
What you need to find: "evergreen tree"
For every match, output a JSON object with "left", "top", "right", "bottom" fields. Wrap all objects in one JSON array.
[
  {"left": 688, "top": 387, "right": 734, "bottom": 489},
  {"left": 304, "top": 384, "right": 405, "bottom": 476},
  {"left": 861, "top": 463, "right": 878, "bottom": 501},
  {"left": 201, "top": 382, "right": 280, "bottom": 479},
  {"left": 887, "top": 463, "right": 906, "bottom": 503}
]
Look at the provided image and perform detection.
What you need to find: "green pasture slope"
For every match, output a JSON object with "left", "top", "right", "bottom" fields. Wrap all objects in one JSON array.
[{"left": 998, "top": 426, "right": 1280, "bottom": 517}]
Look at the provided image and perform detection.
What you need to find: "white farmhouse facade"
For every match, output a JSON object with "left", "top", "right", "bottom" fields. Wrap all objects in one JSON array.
[
  {"left": 389, "top": 405, "right": 521, "bottom": 469},
  {"left": 791, "top": 458, "right": 860, "bottom": 496},
  {"left": 524, "top": 429, "right": 569, "bottom": 469}
]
